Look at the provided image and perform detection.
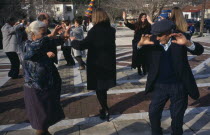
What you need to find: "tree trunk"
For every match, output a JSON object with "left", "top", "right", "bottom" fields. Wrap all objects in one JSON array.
[{"left": 199, "top": 0, "right": 206, "bottom": 37}]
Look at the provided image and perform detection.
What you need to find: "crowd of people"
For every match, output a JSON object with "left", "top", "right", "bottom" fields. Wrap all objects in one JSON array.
[{"left": 1, "top": 6, "right": 204, "bottom": 135}]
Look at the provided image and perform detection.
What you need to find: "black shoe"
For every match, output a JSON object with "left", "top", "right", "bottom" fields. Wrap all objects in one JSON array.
[
  {"left": 99, "top": 109, "right": 110, "bottom": 122},
  {"left": 11, "top": 75, "right": 23, "bottom": 79},
  {"left": 138, "top": 68, "right": 142, "bottom": 76},
  {"left": 138, "top": 72, "right": 143, "bottom": 76}
]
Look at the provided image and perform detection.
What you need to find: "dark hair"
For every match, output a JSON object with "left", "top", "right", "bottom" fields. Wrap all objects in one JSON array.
[
  {"left": 75, "top": 17, "right": 83, "bottom": 25},
  {"left": 135, "top": 13, "right": 150, "bottom": 33},
  {"left": 62, "top": 20, "right": 70, "bottom": 26},
  {"left": 37, "top": 14, "right": 48, "bottom": 21},
  {"left": 6, "top": 17, "right": 16, "bottom": 23}
]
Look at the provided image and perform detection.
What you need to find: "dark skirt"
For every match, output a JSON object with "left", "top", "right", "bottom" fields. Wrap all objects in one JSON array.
[
  {"left": 131, "top": 41, "right": 146, "bottom": 69},
  {"left": 24, "top": 85, "right": 65, "bottom": 130},
  {"left": 96, "top": 79, "right": 116, "bottom": 91}
]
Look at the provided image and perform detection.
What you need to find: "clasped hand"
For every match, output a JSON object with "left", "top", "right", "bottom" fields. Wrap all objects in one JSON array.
[{"left": 137, "top": 33, "right": 192, "bottom": 47}]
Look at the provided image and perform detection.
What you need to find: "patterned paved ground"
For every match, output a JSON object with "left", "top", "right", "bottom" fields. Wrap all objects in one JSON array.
[{"left": 1, "top": 29, "right": 210, "bottom": 129}]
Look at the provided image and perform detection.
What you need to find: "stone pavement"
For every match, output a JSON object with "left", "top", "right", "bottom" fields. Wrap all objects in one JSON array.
[{"left": 1, "top": 27, "right": 210, "bottom": 134}]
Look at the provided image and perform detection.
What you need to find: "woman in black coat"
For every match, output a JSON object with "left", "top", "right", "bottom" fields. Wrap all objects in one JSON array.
[
  {"left": 71, "top": 8, "right": 116, "bottom": 121},
  {"left": 123, "top": 12, "right": 152, "bottom": 75}
]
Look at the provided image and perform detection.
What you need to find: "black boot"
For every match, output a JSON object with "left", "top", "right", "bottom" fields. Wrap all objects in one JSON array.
[
  {"left": 96, "top": 90, "right": 110, "bottom": 122},
  {"left": 138, "top": 67, "right": 142, "bottom": 75}
]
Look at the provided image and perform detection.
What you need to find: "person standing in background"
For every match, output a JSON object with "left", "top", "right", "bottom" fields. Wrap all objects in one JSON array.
[
  {"left": 16, "top": 18, "right": 28, "bottom": 65},
  {"left": 61, "top": 20, "right": 75, "bottom": 66},
  {"left": 123, "top": 12, "right": 152, "bottom": 75},
  {"left": 71, "top": 17, "right": 86, "bottom": 70},
  {"left": 170, "top": 7, "right": 190, "bottom": 38},
  {"left": 1, "top": 17, "right": 25, "bottom": 79},
  {"left": 37, "top": 13, "right": 59, "bottom": 64}
]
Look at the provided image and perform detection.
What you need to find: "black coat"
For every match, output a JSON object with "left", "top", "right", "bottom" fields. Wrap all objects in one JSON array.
[
  {"left": 71, "top": 22, "right": 116, "bottom": 90},
  {"left": 125, "top": 22, "right": 151, "bottom": 68},
  {"left": 47, "top": 29, "right": 58, "bottom": 64},
  {"left": 140, "top": 40, "right": 204, "bottom": 100}
]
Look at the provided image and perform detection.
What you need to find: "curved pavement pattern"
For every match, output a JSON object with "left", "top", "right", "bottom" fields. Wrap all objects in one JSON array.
[{"left": 1, "top": 28, "right": 210, "bottom": 135}]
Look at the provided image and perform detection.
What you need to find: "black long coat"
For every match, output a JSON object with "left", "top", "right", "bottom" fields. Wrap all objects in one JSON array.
[
  {"left": 140, "top": 41, "right": 204, "bottom": 100},
  {"left": 72, "top": 22, "right": 116, "bottom": 90},
  {"left": 124, "top": 22, "right": 151, "bottom": 68}
]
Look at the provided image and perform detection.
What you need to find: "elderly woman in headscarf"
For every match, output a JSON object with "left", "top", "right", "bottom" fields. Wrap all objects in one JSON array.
[{"left": 22, "top": 21, "right": 70, "bottom": 135}]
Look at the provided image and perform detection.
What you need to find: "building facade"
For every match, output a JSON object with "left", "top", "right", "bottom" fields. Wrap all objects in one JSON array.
[{"left": 52, "top": 2, "right": 74, "bottom": 21}]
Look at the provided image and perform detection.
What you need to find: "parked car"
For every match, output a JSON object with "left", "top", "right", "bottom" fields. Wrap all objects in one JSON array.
[{"left": 186, "top": 19, "right": 198, "bottom": 27}]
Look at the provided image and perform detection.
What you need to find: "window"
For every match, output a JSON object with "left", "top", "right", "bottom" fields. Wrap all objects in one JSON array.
[
  {"left": 185, "top": 14, "right": 189, "bottom": 19},
  {"left": 192, "top": 14, "right": 194, "bottom": 19},
  {"left": 66, "top": 6, "right": 72, "bottom": 12},
  {"left": 56, "top": 7, "right": 60, "bottom": 11}
]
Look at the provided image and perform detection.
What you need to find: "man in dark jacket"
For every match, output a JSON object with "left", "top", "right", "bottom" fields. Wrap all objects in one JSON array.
[
  {"left": 137, "top": 19, "right": 204, "bottom": 135},
  {"left": 37, "top": 13, "right": 59, "bottom": 64}
]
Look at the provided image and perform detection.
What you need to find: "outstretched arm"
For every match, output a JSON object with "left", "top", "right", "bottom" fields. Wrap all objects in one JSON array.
[
  {"left": 123, "top": 11, "right": 135, "bottom": 30},
  {"left": 4, "top": 24, "right": 24, "bottom": 35},
  {"left": 70, "top": 29, "right": 93, "bottom": 50}
]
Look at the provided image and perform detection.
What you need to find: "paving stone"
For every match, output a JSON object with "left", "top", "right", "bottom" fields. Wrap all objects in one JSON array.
[
  {"left": 161, "top": 116, "right": 191, "bottom": 134},
  {"left": 184, "top": 112, "right": 210, "bottom": 131},
  {"left": 49, "top": 125, "right": 79, "bottom": 135},
  {"left": 80, "top": 122, "right": 117, "bottom": 135},
  {"left": 0, "top": 132, "right": 7, "bottom": 135},
  {"left": 194, "top": 130, "right": 210, "bottom": 135},
  {"left": 113, "top": 119, "right": 151, "bottom": 135},
  {"left": 6, "top": 129, "right": 34, "bottom": 135},
  {"left": 164, "top": 131, "right": 195, "bottom": 135}
]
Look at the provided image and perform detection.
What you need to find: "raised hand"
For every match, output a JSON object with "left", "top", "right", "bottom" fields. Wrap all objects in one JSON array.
[
  {"left": 170, "top": 33, "right": 192, "bottom": 47},
  {"left": 70, "top": 37, "right": 76, "bottom": 41},
  {"left": 146, "top": 15, "right": 154, "bottom": 25},
  {"left": 63, "top": 26, "right": 71, "bottom": 38},
  {"left": 122, "top": 11, "right": 127, "bottom": 20},
  {"left": 137, "top": 34, "right": 154, "bottom": 46},
  {"left": 47, "top": 52, "right": 55, "bottom": 58},
  {"left": 68, "top": 24, "right": 71, "bottom": 29},
  {"left": 54, "top": 25, "right": 62, "bottom": 34}
]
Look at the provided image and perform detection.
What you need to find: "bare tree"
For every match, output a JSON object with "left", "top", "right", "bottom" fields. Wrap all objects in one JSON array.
[
  {"left": 199, "top": 0, "right": 206, "bottom": 37},
  {"left": 25, "top": 0, "right": 56, "bottom": 21},
  {"left": 75, "top": 4, "right": 88, "bottom": 17},
  {"left": 102, "top": 0, "right": 190, "bottom": 21},
  {"left": 0, "top": 0, "right": 26, "bottom": 24}
]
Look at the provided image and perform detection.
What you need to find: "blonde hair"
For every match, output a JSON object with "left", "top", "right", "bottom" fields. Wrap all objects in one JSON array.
[
  {"left": 92, "top": 8, "right": 110, "bottom": 25},
  {"left": 170, "top": 7, "right": 188, "bottom": 33}
]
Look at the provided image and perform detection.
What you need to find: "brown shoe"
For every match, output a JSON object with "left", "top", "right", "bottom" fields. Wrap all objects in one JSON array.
[
  {"left": 36, "top": 130, "right": 45, "bottom": 135},
  {"left": 78, "top": 66, "right": 86, "bottom": 70},
  {"left": 36, "top": 130, "right": 51, "bottom": 135}
]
